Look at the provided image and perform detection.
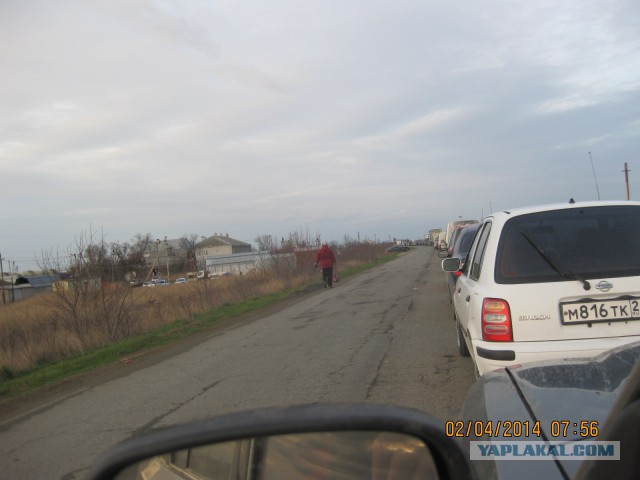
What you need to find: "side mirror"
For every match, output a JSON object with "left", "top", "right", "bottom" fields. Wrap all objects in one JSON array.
[
  {"left": 88, "top": 404, "right": 475, "bottom": 480},
  {"left": 438, "top": 249, "right": 449, "bottom": 258},
  {"left": 441, "top": 257, "right": 462, "bottom": 272}
]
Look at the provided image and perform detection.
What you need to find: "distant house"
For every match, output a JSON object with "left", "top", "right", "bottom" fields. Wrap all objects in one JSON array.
[
  {"left": 14, "top": 274, "right": 61, "bottom": 289},
  {"left": 202, "top": 251, "right": 297, "bottom": 277},
  {"left": 195, "top": 234, "right": 253, "bottom": 276},
  {"left": 52, "top": 277, "right": 102, "bottom": 292},
  {"left": 11, "top": 274, "right": 61, "bottom": 301},
  {"left": 205, "top": 252, "right": 258, "bottom": 276},
  {"left": 195, "top": 234, "right": 251, "bottom": 262}
]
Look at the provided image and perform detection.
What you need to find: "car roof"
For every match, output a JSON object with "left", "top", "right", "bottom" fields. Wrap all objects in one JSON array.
[{"left": 483, "top": 200, "right": 640, "bottom": 221}]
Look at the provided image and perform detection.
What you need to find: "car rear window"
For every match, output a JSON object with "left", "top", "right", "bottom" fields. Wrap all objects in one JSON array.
[{"left": 495, "top": 206, "right": 640, "bottom": 284}]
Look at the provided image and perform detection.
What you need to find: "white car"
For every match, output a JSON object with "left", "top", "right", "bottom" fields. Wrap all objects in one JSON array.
[
  {"left": 442, "top": 200, "right": 640, "bottom": 376},
  {"left": 174, "top": 278, "right": 187, "bottom": 284}
]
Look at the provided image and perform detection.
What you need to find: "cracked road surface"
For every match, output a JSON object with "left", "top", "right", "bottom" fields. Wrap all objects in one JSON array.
[{"left": 0, "top": 247, "right": 476, "bottom": 479}]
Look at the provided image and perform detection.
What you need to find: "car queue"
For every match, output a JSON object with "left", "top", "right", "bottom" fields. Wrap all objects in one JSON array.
[
  {"left": 432, "top": 200, "right": 640, "bottom": 479},
  {"left": 442, "top": 202, "right": 640, "bottom": 375},
  {"left": 438, "top": 200, "right": 640, "bottom": 377}
]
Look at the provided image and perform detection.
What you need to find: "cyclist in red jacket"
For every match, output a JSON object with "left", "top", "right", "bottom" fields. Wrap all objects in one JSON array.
[{"left": 315, "top": 242, "right": 337, "bottom": 288}]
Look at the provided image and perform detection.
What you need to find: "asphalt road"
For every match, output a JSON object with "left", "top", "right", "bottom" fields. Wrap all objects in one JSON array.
[{"left": 0, "top": 246, "right": 476, "bottom": 480}]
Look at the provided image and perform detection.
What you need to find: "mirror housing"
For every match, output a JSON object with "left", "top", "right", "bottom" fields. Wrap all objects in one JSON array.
[
  {"left": 88, "top": 404, "right": 475, "bottom": 480},
  {"left": 441, "top": 257, "right": 462, "bottom": 272}
]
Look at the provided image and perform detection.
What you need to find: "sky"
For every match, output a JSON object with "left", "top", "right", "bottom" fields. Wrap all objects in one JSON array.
[{"left": 2, "top": 0, "right": 639, "bottom": 271}]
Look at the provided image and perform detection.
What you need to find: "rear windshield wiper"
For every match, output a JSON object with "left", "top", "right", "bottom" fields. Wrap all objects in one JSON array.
[{"left": 520, "top": 232, "right": 591, "bottom": 290}]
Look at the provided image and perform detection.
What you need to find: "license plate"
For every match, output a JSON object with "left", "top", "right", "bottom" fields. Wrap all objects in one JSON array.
[{"left": 561, "top": 297, "right": 640, "bottom": 324}]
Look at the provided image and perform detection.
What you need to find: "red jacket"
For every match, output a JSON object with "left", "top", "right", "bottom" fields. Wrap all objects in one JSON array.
[{"left": 315, "top": 245, "right": 336, "bottom": 269}]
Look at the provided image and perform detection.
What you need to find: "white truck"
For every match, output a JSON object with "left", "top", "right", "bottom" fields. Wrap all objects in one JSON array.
[
  {"left": 428, "top": 228, "right": 443, "bottom": 247},
  {"left": 444, "top": 220, "right": 478, "bottom": 247}
]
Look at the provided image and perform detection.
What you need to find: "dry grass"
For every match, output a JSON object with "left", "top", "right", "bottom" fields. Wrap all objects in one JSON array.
[{"left": 0, "top": 243, "right": 390, "bottom": 378}]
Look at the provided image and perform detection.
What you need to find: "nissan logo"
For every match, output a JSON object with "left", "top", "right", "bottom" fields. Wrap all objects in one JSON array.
[{"left": 595, "top": 281, "right": 613, "bottom": 292}]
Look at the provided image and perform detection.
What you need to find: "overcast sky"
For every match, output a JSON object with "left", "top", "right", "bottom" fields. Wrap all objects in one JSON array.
[{"left": 2, "top": 0, "right": 639, "bottom": 271}]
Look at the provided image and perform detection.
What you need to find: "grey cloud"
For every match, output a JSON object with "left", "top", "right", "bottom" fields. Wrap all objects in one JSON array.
[{"left": 2, "top": 0, "right": 639, "bottom": 270}]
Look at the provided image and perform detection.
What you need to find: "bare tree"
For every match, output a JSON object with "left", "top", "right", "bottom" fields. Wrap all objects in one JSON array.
[
  {"left": 254, "top": 234, "right": 276, "bottom": 252},
  {"left": 180, "top": 233, "right": 200, "bottom": 272},
  {"left": 274, "top": 226, "right": 321, "bottom": 253},
  {"left": 127, "top": 233, "right": 154, "bottom": 280},
  {"left": 37, "top": 231, "right": 139, "bottom": 349}
]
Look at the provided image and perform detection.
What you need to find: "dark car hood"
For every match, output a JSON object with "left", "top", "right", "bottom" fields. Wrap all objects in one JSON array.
[
  {"left": 506, "top": 341, "right": 640, "bottom": 441},
  {"left": 461, "top": 342, "right": 640, "bottom": 480}
]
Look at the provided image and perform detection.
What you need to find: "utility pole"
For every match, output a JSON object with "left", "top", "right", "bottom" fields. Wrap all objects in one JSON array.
[
  {"left": 166, "top": 247, "right": 170, "bottom": 279},
  {"left": 10, "top": 260, "right": 15, "bottom": 302},
  {"left": 623, "top": 163, "right": 631, "bottom": 200},
  {"left": 0, "top": 253, "right": 5, "bottom": 305},
  {"left": 148, "top": 239, "right": 161, "bottom": 280}
]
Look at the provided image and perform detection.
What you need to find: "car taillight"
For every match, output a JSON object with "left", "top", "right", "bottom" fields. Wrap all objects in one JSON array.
[
  {"left": 482, "top": 298, "right": 513, "bottom": 342},
  {"left": 453, "top": 271, "right": 462, "bottom": 277}
]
